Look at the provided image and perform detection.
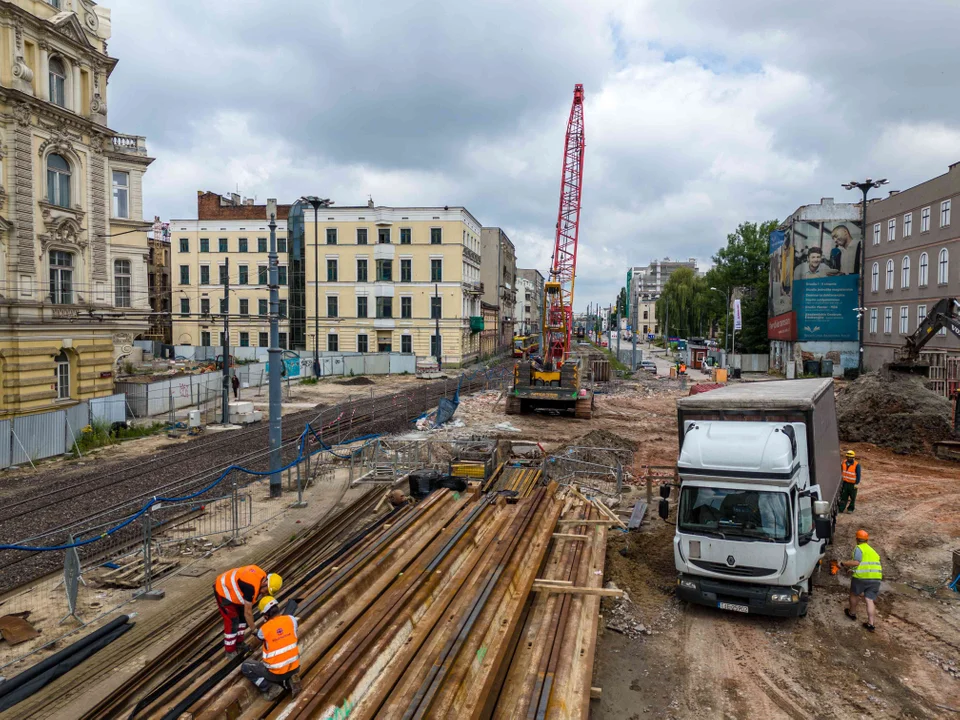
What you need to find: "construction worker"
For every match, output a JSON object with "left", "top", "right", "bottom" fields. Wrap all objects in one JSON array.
[
  {"left": 838, "top": 450, "right": 861, "bottom": 512},
  {"left": 214, "top": 565, "right": 282, "bottom": 655},
  {"left": 241, "top": 596, "right": 301, "bottom": 701},
  {"left": 841, "top": 529, "right": 882, "bottom": 632}
]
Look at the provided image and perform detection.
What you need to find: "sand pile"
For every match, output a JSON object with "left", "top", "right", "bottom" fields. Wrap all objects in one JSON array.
[{"left": 836, "top": 370, "right": 953, "bottom": 454}]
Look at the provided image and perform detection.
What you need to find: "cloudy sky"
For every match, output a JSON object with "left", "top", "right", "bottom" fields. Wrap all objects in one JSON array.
[{"left": 105, "top": 0, "right": 960, "bottom": 309}]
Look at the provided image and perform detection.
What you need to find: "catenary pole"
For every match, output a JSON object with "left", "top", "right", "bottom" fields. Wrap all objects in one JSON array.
[{"left": 267, "top": 200, "right": 283, "bottom": 498}]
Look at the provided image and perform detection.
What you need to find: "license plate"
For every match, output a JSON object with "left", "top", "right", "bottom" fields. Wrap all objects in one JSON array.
[{"left": 718, "top": 602, "right": 749, "bottom": 613}]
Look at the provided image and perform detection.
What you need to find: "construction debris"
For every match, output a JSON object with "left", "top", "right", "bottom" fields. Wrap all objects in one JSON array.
[{"left": 0, "top": 614, "right": 39, "bottom": 645}]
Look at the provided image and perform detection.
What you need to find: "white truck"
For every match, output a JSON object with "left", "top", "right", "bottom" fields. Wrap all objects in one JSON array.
[{"left": 661, "top": 378, "right": 841, "bottom": 617}]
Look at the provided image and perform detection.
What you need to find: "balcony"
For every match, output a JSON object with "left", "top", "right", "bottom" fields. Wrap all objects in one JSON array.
[
  {"left": 110, "top": 133, "right": 149, "bottom": 156},
  {"left": 469, "top": 316, "right": 484, "bottom": 332},
  {"left": 463, "top": 281, "right": 484, "bottom": 295}
]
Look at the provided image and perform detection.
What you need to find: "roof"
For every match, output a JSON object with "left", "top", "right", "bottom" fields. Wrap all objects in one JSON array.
[{"left": 676, "top": 378, "right": 833, "bottom": 411}]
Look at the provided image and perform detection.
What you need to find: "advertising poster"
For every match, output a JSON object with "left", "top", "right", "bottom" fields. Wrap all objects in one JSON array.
[{"left": 733, "top": 298, "right": 742, "bottom": 330}]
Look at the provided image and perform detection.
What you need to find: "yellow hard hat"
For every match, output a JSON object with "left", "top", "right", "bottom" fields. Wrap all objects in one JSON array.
[
  {"left": 845, "top": 450, "right": 856, "bottom": 458},
  {"left": 267, "top": 573, "right": 282, "bottom": 595},
  {"left": 258, "top": 595, "right": 278, "bottom": 614}
]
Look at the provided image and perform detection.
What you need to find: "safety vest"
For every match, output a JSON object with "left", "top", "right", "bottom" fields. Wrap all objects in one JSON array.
[
  {"left": 852, "top": 542, "right": 882, "bottom": 580},
  {"left": 261, "top": 615, "right": 300, "bottom": 674},
  {"left": 215, "top": 565, "right": 266, "bottom": 605},
  {"left": 841, "top": 460, "right": 859, "bottom": 484}
]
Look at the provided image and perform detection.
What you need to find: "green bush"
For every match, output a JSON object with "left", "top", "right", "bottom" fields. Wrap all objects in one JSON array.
[
  {"left": 300, "top": 377, "right": 318, "bottom": 385},
  {"left": 71, "top": 420, "right": 166, "bottom": 455}
]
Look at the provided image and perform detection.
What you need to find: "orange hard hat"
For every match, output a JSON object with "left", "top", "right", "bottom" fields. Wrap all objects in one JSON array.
[{"left": 856, "top": 529, "right": 869, "bottom": 542}]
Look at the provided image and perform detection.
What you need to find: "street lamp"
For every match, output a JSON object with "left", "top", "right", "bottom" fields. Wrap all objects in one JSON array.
[
  {"left": 299, "top": 196, "right": 334, "bottom": 368},
  {"left": 842, "top": 178, "right": 888, "bottom": 374},
  {"left": 709, "top": 286, "right": 731, "bottom": 355}
]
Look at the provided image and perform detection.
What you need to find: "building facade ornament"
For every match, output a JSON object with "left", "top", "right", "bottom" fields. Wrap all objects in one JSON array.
[
  {"left": 38, "top": 214, "right": 86, "bottom": 255},
  {"left": 37, "top": 130, "right": 75, "bottom": 159}
]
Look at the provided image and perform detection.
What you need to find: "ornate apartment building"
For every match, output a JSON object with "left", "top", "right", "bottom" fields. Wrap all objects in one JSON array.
[{"left": 0, "top": 0, "right": 153, "bottom": 417}]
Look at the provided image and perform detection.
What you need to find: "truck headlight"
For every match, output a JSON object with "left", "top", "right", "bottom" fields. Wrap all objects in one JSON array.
[
  {"left": 770, "top": 592, "right": 799, "bottom": 603},
  {"left": 678, "top": 578, "right": 697, "bottom": 590}
]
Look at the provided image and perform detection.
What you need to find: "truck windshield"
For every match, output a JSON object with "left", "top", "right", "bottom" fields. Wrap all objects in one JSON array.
[{"left": 678, "top": 487, "right": 790, "bottom": 542}]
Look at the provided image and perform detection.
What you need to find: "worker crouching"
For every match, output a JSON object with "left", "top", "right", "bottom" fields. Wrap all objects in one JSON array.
[
  {"left": 213, "top": 565, "right": 282, "bottom": 654},
  {"left": 241, "top": 596, "right": 302, "bottom": 701}
]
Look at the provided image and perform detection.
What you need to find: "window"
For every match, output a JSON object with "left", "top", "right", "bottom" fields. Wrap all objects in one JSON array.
[
  {"left": 218, "top": 238, "right": 228, "bottom": 252},
  {"left": 900, "top": 306, "right": 909, "bottom": 335},
  {"left": 200, "top": 238, "right": 210, "bottom": 253},
  {"left": 356, "top": 259, "right": 368, "bottom": 282},
  {"left": 327, "top": 259, "right": 338, "bottom": 282},
  {"left": 357, "top": 228, "right": 368, "bottom": 245},
  {"left": 50, "top": 250, "right": 73, "bottom": 304},
  {"left": 178, "top": 238, "right": 189, "bottom": 253},
  {"left": 401, "top": 335, "right": 412, "bottom": 354},
  {"left": 326, "top": 228, "right": 337, "bottom": 245},
  {"left": 378, "top": 228, "right": 391, "bottom": 244},
  {"left": 278, "top": 237, "right": 287, "bottom": 253},
  {"left": 401, "top": 296, "right": 412, "bottom": 318},
  {"left": 357, "top": 334, "right": 368, "bottom": 353},
  {"left": 279, "top": 333, "right": 288, "bottom": 349},
  {"left": 55, "top": 350, "right": 70, "bottom": 400},
  {"left": 47, "top": 0, "right": 62, "bottom": 8},
  {"left": 400, "top": 228, "right": 412, "bottom": 245},
  {"left": 258, "top": 265, "right": 267, "bottom": 285},
  {"left": 49, "top": 56, "right": 66, "bottom": 108},
  {"left": 901, "top": 256, "right": 910, "bottom": 288},
  {"left": 219, "top": 297, "right": 227, "bottom": 315},
  {"left": 378, "top": 337, "right": 392, "bottom": 353},
  {"left": 200, "top": 265, "right": 210, "bottom": 285},
  {"left": 279, "top": 299, "right": 287, "bottom": 318},
  {"left": 47, "top": 153, "right": 70, "bottom": 208},
  {"left": 400, "top": 259, "right": 412, "bottom": 282},
  {"left": 327, "top": 333, "right": 339, "bottom": 352},
  {"left": 278, "top": 266, "right": 288, "bottom": 285},
  {"left": 180, "top": 298, "right": 190, "bottom": 317},
  {"left": 179, "top": 265, "right": 189, "bottom": 285},
  {"left": 869, "top": 308, "right": 877, "bottom": 334},
  {"left": 376, "top": 259, "right": 393, "bottom": 282},
  {"left": 430, "top": 259, "right": 442, "bottom": 282},
  {"left": 219, "top": 264, "right": 228, "bottom": 285},
  {"left": 921, "top": 206, "right": 931, "bottom": 232},
  {"left": 888, "top": 218, "right": 895, "bottom": 242},
  {"left": 942, "top": 199, "right": 952, "bottom": 227},
  {"left": 430, "top": 228, "right": 442, "bottom": 245},
  {"left": 357, "top": 296, "right": 368, "bottom": 318},
  {"left": 431, "top": 334, "right": 442, "bottom": 359},
  {"left": 114, "top": 259, "right": 131, "bottom": 307},
  {"left": 917, "top": 304, "right": 927, "bottom": 328},
  {"left": 885, "top": 259, "right": 894, "bottom": 290},
  {"left": 919, "top": 252, "right": 929, "bottom": 286},
  {"left": 883, "top": 307, "right": 892, "bottom": 334},
  {"left": 258, "top": 238, "right": 267, "bottom": 253},
  {"left": 201, "top": 331, "right": 211, "bottom": 347},
  {"left": 238, "top": 238, "right": 248, "bottom": 252},
  {"left": 939, "top": 248, "right": 949, "bottom": 284},
  {"left": 259, "top": 298, "right": 267, "bottom": 316},
  {"left": 431, "top": 296, "right": 442, "bottom": 319},
  {"left": 376, "top": 296, "right": 393, "bottom": 319},
  {"left": 220, "top": 331, "right": 226, "bottom": 346},
  {"left": 873, "top": 223, "right": 881, "bottom": 245},
  {"left": 904, "top": 212, "right": 913, "bottom": 237},
  {"left": 239, "top": 299, "right": 249, "bottom": 316},
  {"left": 259, "top": 332, "right": 269, "bottom": 347},
  {"left": 112, "top": 171, "right": 129, "bottom": 218},
  {"left": 327, "top": 296, "right": 338, "bottom": 317},
  {"left": 239, "top": 332, "right": 250, "bottom": 347},
  {"left": 201, "top": 298, "right": 210, "bottom": 315},
  {"left": 239, "top": 265, "right": 249, "bottom": 285}
]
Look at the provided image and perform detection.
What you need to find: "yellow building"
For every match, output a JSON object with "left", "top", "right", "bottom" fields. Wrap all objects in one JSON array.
[
  {"left": 171, "top": 195, "right": 486, "bottom": 366},
  {"left": 0, "top": 0, "right": 153, "bottom": 418}
]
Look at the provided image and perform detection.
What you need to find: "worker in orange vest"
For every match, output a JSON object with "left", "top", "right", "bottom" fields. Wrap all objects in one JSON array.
[
  {"left": 214, "top": 565, "right": 282, "bottom": 654},
  {"left": 241, "top": 596, "right": 301, "bottom": 701},
  {"left": 838, "top": 450, "right": 861, "bottom": 513}
]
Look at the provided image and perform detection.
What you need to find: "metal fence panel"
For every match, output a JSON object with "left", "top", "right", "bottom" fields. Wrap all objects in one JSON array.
[
  {"left": 64, "top": 401, "right": 89, "bottom": 451},
  {"left": 0, "top": 419, "right": 11, "bottom": 469},
  {"left": 90, "top": 393, "right": 127, "bottom": 424},
  {"left": 343, "top": 356, "right": 365, "bottom": 377},
  {"left": 363, "top": 354, "right": 390, "bottom": 375},
  {"left": 389, "top": 353, "right": 416, "bottom": 374},
  {"left": 12, "top": 410, "right": 66, "bottom": 465}
]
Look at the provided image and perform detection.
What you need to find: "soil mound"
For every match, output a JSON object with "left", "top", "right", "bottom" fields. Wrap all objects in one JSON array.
[
  {"left": 557, "top": 429, "right": 637, "bottom": 467},
  {"left": 336, "top": 376, "right": 375, "bottom": 386},
  {"left": 836, "top": 370, "right": 953, "bottom": 454}
]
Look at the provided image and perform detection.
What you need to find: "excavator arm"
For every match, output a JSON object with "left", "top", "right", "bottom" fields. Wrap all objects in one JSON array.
[{"left": 899, "top": 298, "right": 960, "bottom": 363}]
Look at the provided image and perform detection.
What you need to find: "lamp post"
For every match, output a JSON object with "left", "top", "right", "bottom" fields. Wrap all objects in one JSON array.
[
  {"left": 842, "top": 178, "right": 888, "bottom": 374},
  {"left": 299, "top": 196, "right": 333, "bottom": 368},
  {"left": 710, "top": 286, "right": 731, "bottom": 364},
  {"left": 267, "top": 199, "right": 283, "bottom": 498}
]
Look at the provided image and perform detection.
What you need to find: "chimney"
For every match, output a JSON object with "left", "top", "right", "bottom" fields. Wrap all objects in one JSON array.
[
  {"left": 367, "top": 196, "right": 375, "bottom": 208},
  {"left": 244, "top": 197, "right": 255, "bottom": 206},
  {"left": 820, "top": 197, "right": 834, "bottom": 204},
  {"left": 230, "top": 193, "right": 240, "bottom": 206},
  {"left": 888, "top": 190, "right": 900, "bottom": 197}
]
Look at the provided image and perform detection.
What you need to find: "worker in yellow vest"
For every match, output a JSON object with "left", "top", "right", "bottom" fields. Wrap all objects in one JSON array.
[
  {"left": 838, "top": 450, "right": 861, "bottom": 513},
  {"left": 241, "top": 596, "right": 302, "bottom": 701},
  {"left": 841, "top": 529, "right": 882, "bottom": 632},
  {"left": 213, "top": 565, "right": 282, "bottom": 654}
]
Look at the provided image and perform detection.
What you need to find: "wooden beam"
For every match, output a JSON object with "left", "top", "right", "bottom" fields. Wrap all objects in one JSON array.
[
  {"left": 532, "top": 578, "right": 573, "bottom": 586},
  {"left": 552, "top": 533, "right": 589, "bottom": 540},
  {"left": 556, "top": 519, "right": 618, "bottom": 526},
  {"left": 530, "top": 582, "right": 623, "bottom": 597}
]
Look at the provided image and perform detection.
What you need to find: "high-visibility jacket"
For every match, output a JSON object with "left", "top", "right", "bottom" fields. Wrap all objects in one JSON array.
[
  {"left": 841, "top": 460, "right": 859, "bottom": 484},
  {"left": 215, "top": 565, "right": 266, "bottom": 605},
  {"left": 261, "top": 615, "right": 300, "bottom": 674},
  {"left": 852, "top": 542, "right": 882, "bottom": 580}
]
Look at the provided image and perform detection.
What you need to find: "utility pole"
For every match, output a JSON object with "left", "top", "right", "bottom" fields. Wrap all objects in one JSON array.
[
  {"left": 221, "top": 257, "right": 230, "bottom": 424},
  {"left": 300, "top": 196, "right": 333, "bottom": 372},
  {"left": 267, "top": 200, "right": 283, "bottom": 498},
  {"left": 434, "top": 282, "right": 441, "bottom": 362}
]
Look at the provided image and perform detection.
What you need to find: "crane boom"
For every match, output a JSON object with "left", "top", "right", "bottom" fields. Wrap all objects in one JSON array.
[{"left": 544, "top": 84, "right": 585, "bottom": 366}]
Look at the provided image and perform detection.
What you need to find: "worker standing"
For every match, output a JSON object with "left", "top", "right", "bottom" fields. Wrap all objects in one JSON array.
[
  {"left": 838, "top": 450, "right": 861, "bottom": 512},
  {"left": 241, "top": 596, "right": 301, "bottom": 701},
  {"left": 842, "top": 529, "right": 882, "bottom": 632},
  {"left": 214, "top": 565, "right": 282, "bottom": 655}
]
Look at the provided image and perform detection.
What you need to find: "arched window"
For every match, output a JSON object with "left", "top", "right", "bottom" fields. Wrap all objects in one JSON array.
[
  {"left": 901, "top": 256, "right": 911, "bottom": 288},
  {"left": 939, "top": 248, "right": 949, "bottom": 284},
  {"left": 919, "top": 252, "right": 929, "bottom": 286},
  {"left": 49, "top": 250, "right": 73, "bottom": 304},
  {"left": 871, "top": 262, "right": 879, "bottom": 292},
  {"left": 885, "top": 259, "right": 894, "bottom": 290},
  {"left": 49, "top": 56, "right": 66, "bottom": 108},
  {"left": 47, "top": 154, "right": 70, "bottom": 207},
  {"left": 114, "top": 259, "right": 131, "bottom": 307},
  {"left": 54, "top": 350, "right": 70, "bottom": 400}
]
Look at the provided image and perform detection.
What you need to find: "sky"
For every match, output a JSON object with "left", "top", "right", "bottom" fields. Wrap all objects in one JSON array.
[{"left": 105, "top": 0, "right": 960, "bottom": 310}]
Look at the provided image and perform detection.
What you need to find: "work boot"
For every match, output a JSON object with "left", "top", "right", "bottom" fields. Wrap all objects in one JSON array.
[
  {"left": 288, "top": 672, "right": 302, "bottom": 698},
  {"left": 262, "top": 683, "right": 284, "bottom": 702}
]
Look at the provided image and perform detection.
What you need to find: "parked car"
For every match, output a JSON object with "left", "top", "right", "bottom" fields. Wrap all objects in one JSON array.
[{"left": 640, "top": 360, "right": 657, "bottom": 373}]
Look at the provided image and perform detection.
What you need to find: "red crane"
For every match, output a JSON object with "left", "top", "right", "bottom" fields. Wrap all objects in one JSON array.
[{"left": 543, "top": 83, "right": 585, "bottom": 368}]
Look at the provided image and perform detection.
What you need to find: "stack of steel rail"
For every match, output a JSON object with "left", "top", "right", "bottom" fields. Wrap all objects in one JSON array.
[{"left": 80, "top": 485, "right": 616, "bottom": 720}]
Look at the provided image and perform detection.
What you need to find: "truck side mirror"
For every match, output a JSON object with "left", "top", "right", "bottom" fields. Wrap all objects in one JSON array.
[
  {"left": 659, "top": 485, "right": 671, "bottom": 499},
  {"left": 813, "top": 500, "right": 829, "bottom": 515},
  {"left": 814, "top": 516, "right": 832, "bottom": 541},
  {"left": 658, "top": 498, "right": 669, "bottom": 520}
]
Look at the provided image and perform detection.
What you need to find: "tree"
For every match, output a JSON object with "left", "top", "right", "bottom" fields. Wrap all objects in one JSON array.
[{"left": 656, "top": 268, "right": 721, "bottom": 340}]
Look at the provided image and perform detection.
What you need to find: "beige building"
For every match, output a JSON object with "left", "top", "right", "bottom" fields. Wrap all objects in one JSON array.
[
  {"left": 480, "top": 227, "right": 516, "bottom": 352},
  {"left": 0, "top": 0, "right": 153, "bottom": 417}
]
